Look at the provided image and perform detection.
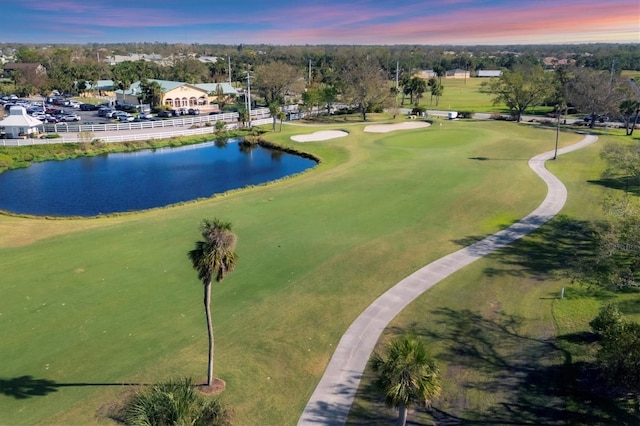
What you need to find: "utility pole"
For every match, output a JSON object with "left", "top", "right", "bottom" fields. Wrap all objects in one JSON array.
[
  {"left": 553, "top": 104, "right": 560, "bottom": 160},
  {"left": 228, "top": 56, "right": 231, "bottom": 84},
  {"left": 308, "top": 59, "right": 312, "bottom": 85},
  {"left": 395, "top": 60, "right": 399, "bottom": 91},
  {"left": 246, "top": 71, "right": 252, "bottom": 128},
  {"left": 609, "top": 59, "right": 616, "bottom": 90}
]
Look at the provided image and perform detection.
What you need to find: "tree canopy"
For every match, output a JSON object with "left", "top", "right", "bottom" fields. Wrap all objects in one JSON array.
[
  {"left": 340, "top": 54, "right": 392, "bottom": 121},
  {"left": 481, "top": 64, "right": 552, "bottom": 122},
  {"left": 590, "top": 303, "right": 640, "bottom": 410}
]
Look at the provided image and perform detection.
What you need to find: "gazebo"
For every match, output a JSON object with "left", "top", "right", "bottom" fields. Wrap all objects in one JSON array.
[{"left": 0, "top": 106, "right": 43, "bottom": 139}]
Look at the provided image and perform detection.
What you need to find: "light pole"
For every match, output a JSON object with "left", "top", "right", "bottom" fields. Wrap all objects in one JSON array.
[
  {"left": 246, "top": 71, "right": 252, "bottom": 128},
  {"left": 553, "top": 104, "right": 560, "bottom": 160}
]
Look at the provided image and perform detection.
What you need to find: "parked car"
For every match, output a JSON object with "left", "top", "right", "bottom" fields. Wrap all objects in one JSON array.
[
  {"left": 187, "top": 108, "right": 200, "bottom": 115},
  {"left": 97, "top": 107, "right": 113, "bottom": 117},
  {"left": 582, "top": 114, "right": 608, "bottom": 123},
  {"left": 61, "top": 113, "right": 81, "bottom": 122},
  {"left": 157, "top": 110, "right": 175, "bottom": 118},
  {"left": 43, "top": 115, "right": 60, "bottom": 123},
  {"left": 79, "top": 103, "right": 98, "bottom": 111}
]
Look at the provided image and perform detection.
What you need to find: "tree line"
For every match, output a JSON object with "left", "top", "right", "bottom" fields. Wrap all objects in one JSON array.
[{"left": 2, "top": 43, "right": 638, "bottom": 101}]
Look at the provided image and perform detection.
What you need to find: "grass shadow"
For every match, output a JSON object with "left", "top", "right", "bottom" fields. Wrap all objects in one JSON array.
[
  {"left": 381, "top": 308, "right": 640, "bottom": 424},
  {"left": 0, "top": 375, "right": 143, "bottom": 399},
  {"left": 452, "top": 215, "right": 597, "bottom": 281},
  {"left": 588, "top": 177, "right": 640, "bottom": 197}
]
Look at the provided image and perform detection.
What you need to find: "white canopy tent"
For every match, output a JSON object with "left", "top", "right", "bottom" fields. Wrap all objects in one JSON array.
[{"left": 0, "top": 106, "right": 43, "bottom": 138}]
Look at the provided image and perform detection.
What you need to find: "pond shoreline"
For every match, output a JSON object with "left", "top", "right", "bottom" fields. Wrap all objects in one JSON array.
[{"left": 0, "top": 133, "right": 320, "bottom": 219}]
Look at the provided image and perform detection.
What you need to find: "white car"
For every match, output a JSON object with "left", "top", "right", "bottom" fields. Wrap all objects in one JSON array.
[{"left": 61, "top": 113, "right": 81, "bottom": 122}]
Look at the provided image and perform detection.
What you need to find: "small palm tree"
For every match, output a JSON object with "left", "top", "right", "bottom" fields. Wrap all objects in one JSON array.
[
  {"left": 188, "top": 219, "right": 238, "bottom": 387},
  {"left": 268, "top": 100, "right": 281, "bottom": 131},
  {"left": 276, "top": 110, "right": 286, "bottom": 131},
  {"left": 370, "top": 335, "right": 441, "bottom": 426},
  {"left": 124, "top": 377, "right": 231, "bottom": 426}
]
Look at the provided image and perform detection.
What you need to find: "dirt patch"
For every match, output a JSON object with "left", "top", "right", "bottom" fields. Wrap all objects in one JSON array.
[{"left": 196, "top": 377, "right": 226, "bottom": 396}]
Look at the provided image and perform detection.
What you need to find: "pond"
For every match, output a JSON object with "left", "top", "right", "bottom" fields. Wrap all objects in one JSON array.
[{"left": 0, "top": 139, "right": 316, "bottom": 217}]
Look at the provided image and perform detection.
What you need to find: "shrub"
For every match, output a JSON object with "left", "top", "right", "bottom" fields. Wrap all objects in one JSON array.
[
  {"left": 241, "top": 136, "right": 261, "bottom": 146},
  {"left": 78, "top": 131, "right": 94, "bottom": 143},
  {"left": 122, "top": 378, "right": 231, "bottom": 426},
  {"left": 0, "top": 153, "right": 13, "bottom": 170}
]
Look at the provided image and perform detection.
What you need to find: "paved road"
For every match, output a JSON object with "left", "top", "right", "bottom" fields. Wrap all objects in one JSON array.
[{"left": 297, "top": 134, "right": 599, "bottom": 426}]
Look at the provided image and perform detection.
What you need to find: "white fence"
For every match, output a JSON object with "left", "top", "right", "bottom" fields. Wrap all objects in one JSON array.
[
  {"left": 1, "top": 116, "right": 276, "bottom": 146},
  {"left": 40, "top": 107, "right": 271, "bottom": 134}
]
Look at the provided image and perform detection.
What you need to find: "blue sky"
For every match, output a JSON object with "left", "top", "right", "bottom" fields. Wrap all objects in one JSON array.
[{"left": 1, "top": 0, "right": 638, "bottom": 45}]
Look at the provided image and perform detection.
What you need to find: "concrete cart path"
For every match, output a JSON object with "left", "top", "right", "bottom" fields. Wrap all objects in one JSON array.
[{"left": 298, "top": 134, "right": 598, "bottom": 426}]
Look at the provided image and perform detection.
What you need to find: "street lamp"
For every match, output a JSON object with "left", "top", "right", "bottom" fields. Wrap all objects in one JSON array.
[{"left": 553, "top": 104, "right": 560, "bottom": 160}]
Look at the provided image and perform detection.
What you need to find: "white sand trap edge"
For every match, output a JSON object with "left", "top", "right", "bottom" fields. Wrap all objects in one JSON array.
[
  {"left": 364, "top": 121, "right": 431, "bottom": 133},
  {"left": 291, "top": 130, "right": 349, "bottom": 142}
]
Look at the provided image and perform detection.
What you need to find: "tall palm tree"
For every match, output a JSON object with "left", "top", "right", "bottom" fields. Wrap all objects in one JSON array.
[
  {"left": 431, "top": 82, "right": 444, "bottom": 107},
  {"left": 188, "top": 219, "right": 238, "bottom": 387},
  {"left": 410, "top": 77, "right": 427, "bottom": 107},
  {"left": 268, "top": 100, "right": 281, "bottom": 131},
  {"left": 370, "top": 335, "right": 441, "bottom": 426}
]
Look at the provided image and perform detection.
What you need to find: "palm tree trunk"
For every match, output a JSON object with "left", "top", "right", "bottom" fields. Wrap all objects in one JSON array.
[
  {"left": 398, "top": 404, "right": 407, "bottom": 426},
  {"left": 630, "top": 108, "right": 640, "bottom": 136},
  {"left": 204, "top": 281, "right": 214, "bottom": 386}
]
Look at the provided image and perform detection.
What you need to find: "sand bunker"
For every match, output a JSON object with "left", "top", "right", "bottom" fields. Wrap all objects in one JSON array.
[
  {"left": 291, "top": 130, "right": 349, "bottom": 142},
  {"left": 364, "top": 121, "right": 431, "bottom": 133}
]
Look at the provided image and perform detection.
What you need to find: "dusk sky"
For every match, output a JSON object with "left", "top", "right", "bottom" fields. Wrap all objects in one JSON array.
[{"left": 1, "top": 0, "right": 638, "bottom": 45}]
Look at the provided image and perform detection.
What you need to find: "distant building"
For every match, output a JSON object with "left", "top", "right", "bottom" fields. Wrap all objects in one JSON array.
[
  {"left": 107, "top": 53, "right": 166, "bottom": 66},
  {"left": 198, "top": 56, "right": 219, "bottom": 64},
  {"left": 0, "top": 106, "right": 43, "bottom": 139},
  {"left": 82, "top": 80, "right": 116, "bottom": 97},
  {"left": 446, "top": 69, "right": 469, "bottom": 79},
  {"left": 116, "top": 79, "right": 238, "bottom": 112},
  {"left": 2, "top": 62, "right": 47, "bottom": 78},
  {"left": 476, "top": 70, "right": 503, "bottom": 78},
  {"left": 414, "top": 69, "right": 437, "bottom": 80},
  {"left": 543, "top": 57, "right": 574, "bottom": 69}
]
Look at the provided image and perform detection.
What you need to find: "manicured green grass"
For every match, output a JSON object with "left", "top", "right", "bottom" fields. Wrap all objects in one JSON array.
[
  {"left": 348, "top": 130, "right": 640, "bottom": 424},
  {"left": 0, "top": 120, "right": 623, "bottom": 425},
  {"left": 405, "top": 77, "right": 500, "bottom": 113}
]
